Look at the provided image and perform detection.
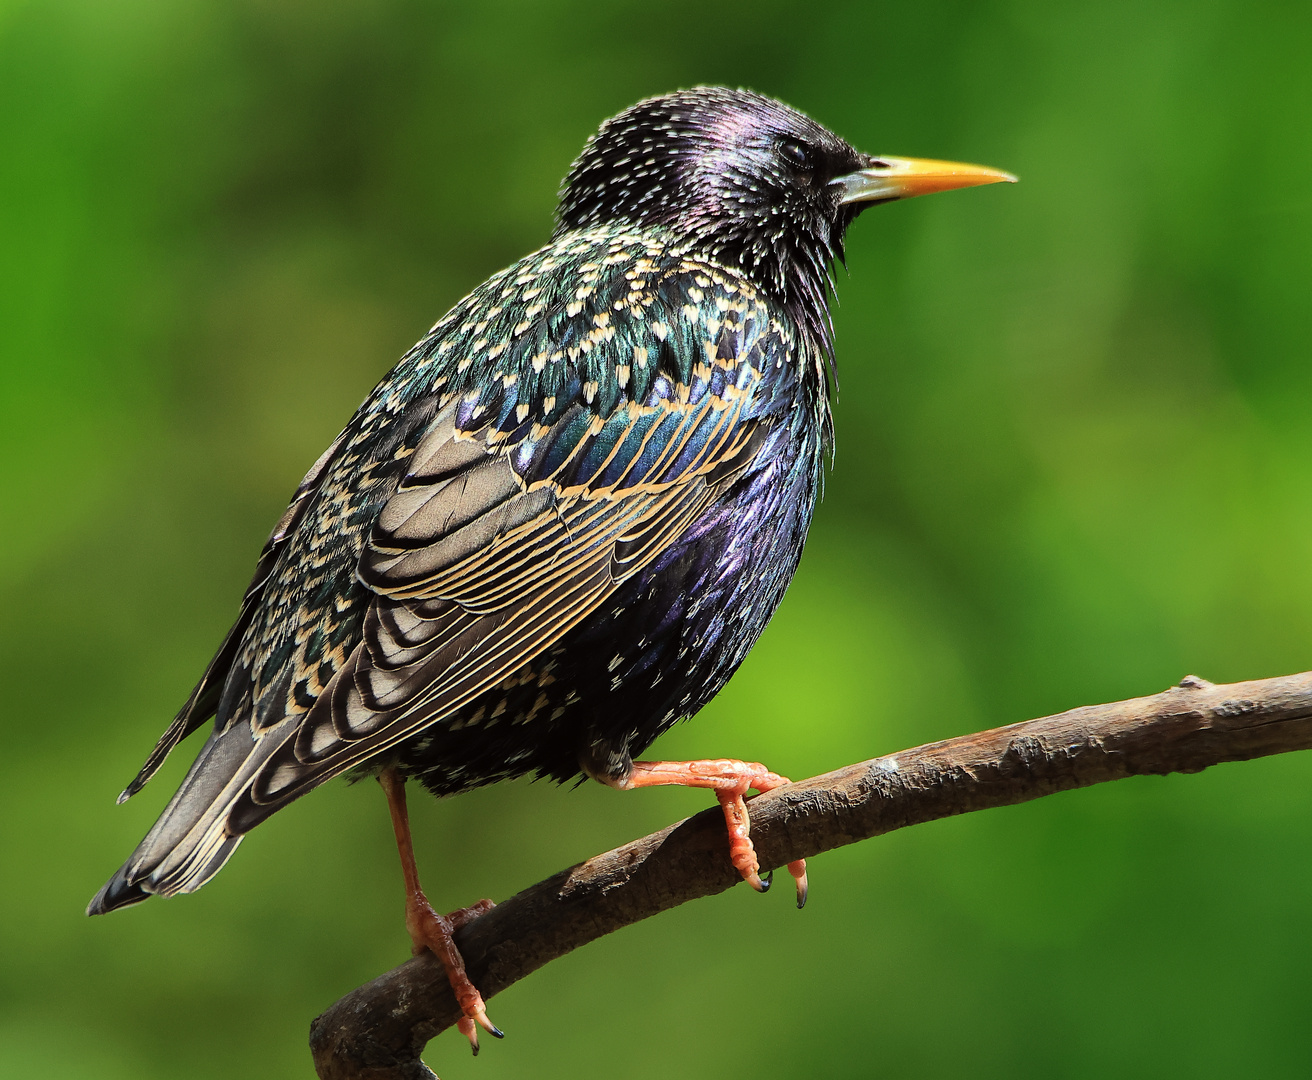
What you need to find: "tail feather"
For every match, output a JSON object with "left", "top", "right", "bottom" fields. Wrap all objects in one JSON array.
[
  {"left": 87, "top": 719, "right": 293, "bottom": 916},
  {"left": 116, "top": 709, "right": 194, "bottom": 805}
]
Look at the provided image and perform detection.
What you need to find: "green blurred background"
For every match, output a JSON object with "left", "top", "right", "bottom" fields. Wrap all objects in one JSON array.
[{"left": 4, "top": 0, "right": 1312, "bottom": 1076}]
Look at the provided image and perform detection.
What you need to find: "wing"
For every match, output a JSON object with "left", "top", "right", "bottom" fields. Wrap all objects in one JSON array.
[{"left": 230, "top": 331, "right": 770, "bottom": 829}]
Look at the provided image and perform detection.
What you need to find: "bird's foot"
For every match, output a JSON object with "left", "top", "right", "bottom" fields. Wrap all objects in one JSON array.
[
  {"left": 624, "top": 758, "right": 808, "bottom": 908},
  {"left": 379, "top": 767, "right": 503, "bottom": 1053},
  {"left": 406, "top": 895, "right": 502, "bottom": 1054}
]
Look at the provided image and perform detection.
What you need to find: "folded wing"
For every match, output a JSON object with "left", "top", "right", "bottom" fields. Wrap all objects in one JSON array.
[{"left": 230, "top": 366, "right": 766, "bottom": 829}]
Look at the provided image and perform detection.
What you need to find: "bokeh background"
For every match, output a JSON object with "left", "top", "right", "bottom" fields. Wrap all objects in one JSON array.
[{"left": 4, "top": 0, "right": 1312, "bottom": 1076}]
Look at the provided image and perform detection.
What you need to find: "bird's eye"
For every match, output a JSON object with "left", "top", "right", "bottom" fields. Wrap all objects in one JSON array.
[{"left": 779, "top": 139, "right": 814, "bottom": 172}]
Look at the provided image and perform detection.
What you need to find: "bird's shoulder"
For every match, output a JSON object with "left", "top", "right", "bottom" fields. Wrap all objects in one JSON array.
[{"left": 380, "top": 224, "right": 807, "bottom": 428}]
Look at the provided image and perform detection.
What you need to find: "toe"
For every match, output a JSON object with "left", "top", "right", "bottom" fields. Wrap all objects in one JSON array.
[
  {"left": 790, "top": 861, "right": 809, "bottom": 909},
  {"left": 458, "top": 1015, "right": 480, "bottom": 1056}
]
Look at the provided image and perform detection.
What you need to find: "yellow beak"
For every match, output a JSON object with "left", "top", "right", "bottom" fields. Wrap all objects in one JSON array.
[{"left": 833, "top": 156, "right": 1017, "bottom": 203}]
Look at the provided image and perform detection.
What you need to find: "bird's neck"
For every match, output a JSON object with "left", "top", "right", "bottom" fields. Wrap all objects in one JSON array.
[{"left": 685, "top": 223, "right": 841, "bottom": 370}]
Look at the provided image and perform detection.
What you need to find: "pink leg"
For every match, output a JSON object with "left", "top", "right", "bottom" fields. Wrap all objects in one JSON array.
[
  {"left": 379, "top": 768, "right": 503, "bottom": 1055},
  {"left": 619, "top": 758, "right": 808, "bottom": 908}
]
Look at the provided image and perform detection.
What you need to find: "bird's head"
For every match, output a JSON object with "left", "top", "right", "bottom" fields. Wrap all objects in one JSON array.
[{"left": 556, "top": 86, "right": 1014, "bottom": 352}]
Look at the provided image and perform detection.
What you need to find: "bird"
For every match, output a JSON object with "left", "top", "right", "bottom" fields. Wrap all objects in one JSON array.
[{"left": 88, "top": 86, "right": 1013, "bottom": 1051}]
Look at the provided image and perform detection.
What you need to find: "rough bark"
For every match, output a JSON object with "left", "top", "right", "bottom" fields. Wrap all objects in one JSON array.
[{"left": 309, "top": 669, "right": 1312, "bottom": 1079}]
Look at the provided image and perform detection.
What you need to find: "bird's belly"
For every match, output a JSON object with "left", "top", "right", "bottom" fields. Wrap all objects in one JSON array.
[{"left": 398, "top": 433, "right": 821, "bottom": 797}]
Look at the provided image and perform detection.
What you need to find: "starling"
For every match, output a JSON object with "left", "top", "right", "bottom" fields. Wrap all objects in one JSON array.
[{"left": 89, "top": 87, "right": 1013, "bottom": 1048}]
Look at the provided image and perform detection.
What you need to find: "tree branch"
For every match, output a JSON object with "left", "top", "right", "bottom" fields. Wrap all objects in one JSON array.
[{"left": 309, "top": 669, "right": 1312, "bottom": 1079}]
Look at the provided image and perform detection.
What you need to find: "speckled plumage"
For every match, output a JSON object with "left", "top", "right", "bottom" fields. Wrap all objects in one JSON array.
[{"left": 89, "top": 87, "right": 1005, "bottom": 916}]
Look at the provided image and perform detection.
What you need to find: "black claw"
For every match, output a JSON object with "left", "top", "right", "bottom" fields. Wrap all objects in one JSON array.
[
  {"left": 796, "top": 882, "right": 809, "bottom": 910},
  {"left": 758, "top": 869, "right": 773, "bottom": 893},
  {"left": 489, "top": 1024, "right": 506, "bottom": 1040},
  {"left": 471, "top": 1041, "right": 480, "bottom": 1058}
]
